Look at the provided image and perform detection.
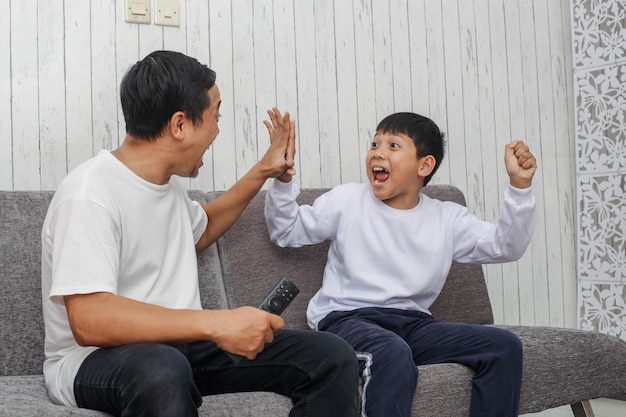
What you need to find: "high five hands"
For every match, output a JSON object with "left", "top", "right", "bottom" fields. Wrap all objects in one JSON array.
[
  {"left": 263, "top": 107, "right": 296, "bottom": 183},
  {"left": 504, "top": 140, "right": 537, "bottom": 189}
]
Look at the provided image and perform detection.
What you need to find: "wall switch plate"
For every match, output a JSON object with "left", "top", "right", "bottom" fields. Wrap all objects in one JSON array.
[
  {"left": 125, "top": 0, "right": 151, "bottom": 24},
  {"left": 155, "top": 0, "right": 180, "bottom": 27}
]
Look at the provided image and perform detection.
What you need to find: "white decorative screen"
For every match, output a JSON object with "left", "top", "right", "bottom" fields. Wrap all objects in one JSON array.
[{"left": 572, "top": 0, "right": 626, "bottom": 340}]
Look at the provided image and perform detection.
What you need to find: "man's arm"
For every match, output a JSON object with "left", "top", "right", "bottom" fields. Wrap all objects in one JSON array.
[
  {"left": 64, "top": 292, "right": 283, "bottom": 360},
  {"left": 195, "top": 108, "right": 296, "bottom": 251}
]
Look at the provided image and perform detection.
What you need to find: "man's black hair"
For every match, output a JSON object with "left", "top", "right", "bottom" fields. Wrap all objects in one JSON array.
[
  {"left": 376, "top": 112, "right": 446, "bottom": 186},
  {"left": 120, "top": 50, "right": 217, "bottom": 141}
]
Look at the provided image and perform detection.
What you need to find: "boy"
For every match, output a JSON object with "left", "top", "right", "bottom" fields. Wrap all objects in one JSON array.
[{"left": 264, "top": 112, "right": 537, "bottom": 417}]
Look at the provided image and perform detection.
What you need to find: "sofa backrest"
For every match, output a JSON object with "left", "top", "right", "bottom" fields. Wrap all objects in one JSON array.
[
  {"left": 215, "top": 184, "right": 494, "bottom": 330},
  {"left": 0, "top": 191, "right": 53, "bottom": 376},
  {"left": 0, "top": 184, "right": 493, "bottom": 376},
  {"left": 0, "top": 190, "right": 226, "bottom": 377}
]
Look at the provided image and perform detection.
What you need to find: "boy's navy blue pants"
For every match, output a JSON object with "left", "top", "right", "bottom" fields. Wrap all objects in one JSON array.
[{"left": 319, "top": 307, "right": 523, "bottom": 417}]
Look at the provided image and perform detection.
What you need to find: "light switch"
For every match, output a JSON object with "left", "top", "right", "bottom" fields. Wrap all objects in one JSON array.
[
  {"left": 155, "top": 0, "right": 180, "bottom": 27},
  {"left": 125, "top": 0, "right": 151, "bottom": 24}
]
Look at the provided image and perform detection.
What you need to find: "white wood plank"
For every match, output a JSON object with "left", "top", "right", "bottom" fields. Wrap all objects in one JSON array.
[
  {"left": 10, "top": 0, "right": 40, "bottom": 190},
  {"left": 91, "top": 0, "right": 118, "bottom": 154},
  {"left": 493, "top": 0, "right": 521, "bottom": 325},
  {"left": 253, "top": 0, "right": 277, "bottom": 185},
  {"left": 273, "top": 0, "right": 298, "bottom": 112},
  {"left": 474, "top": 0, "right": 505, "bottom": 324},
  {"left": 371, "top": 0, "right": 394, "bottom": 120},
  {"left": 203, "top": 0, "right": 236, "bottom": 191},
  {"left": 556, "top": 0, "right": 578, "bottom": 329},
  {"left": 293, "top": 0, "right": 321, "bottom": 188},
  {"left": 532, "top": 0, "right": 565, "bottom": 328},
  {"left": 518, "top": 0, "right": 550, "bottom": 327},
  {"left": 314, "top": 0, "right": 341, "bottom": 188},
  {"left": 352, "top": 0, "right": 377, "bottom": 185},
  {"left": 423, "top": 1, "right": 450, "bottom": 185},
  {"left": 458, "top": 0, "right": 485, "bottom": 220},
  {"left": 65, "top": 0, "right": 94, "bottom": 172},
  {"left": 231, "top": 0, "right": 258, "bottom": 181},
  {"left": 441, "top": 0, "right": 467, "bottom": 194},
  {"left": 38, "top": 0, "right": 67, "bottom": 190},
  {"left": 389, "top": 0, "right": 412, "bottom": 112},
  {"left": 114, "top": 0, "right": 140, "bottom": 149},
  {"left": 185, "top": 1, "right": 211, "bottom": 79},
  {"left": 0, "top": 0, "right": 13, "bottom": 189},
  {"left": 272, "top": 0, "right": 300, "bottom": 183},
  {"left": 334, "top": 0, "right": 362, "bottom": 184},
  {"left": 139, "top": 22, "right": 165, "bottom": 59},
  {"left": 408, "top": 0, "right": 431, "bottom": 117}
]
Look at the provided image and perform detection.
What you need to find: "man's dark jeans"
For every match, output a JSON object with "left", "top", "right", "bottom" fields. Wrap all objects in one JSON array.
[{"left": 74, "top": 329, "right": 359, "bottom": 417}]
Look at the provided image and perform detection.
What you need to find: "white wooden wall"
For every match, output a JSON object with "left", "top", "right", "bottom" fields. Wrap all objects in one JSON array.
[{"left": 0, "top": 0, "right": 577, "bottom": 328}]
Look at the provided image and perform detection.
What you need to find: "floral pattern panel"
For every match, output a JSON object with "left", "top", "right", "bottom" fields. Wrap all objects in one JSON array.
[
  {"left": 575, "top": 65, "right": 626, "bottom": 174},
  {"left": 571, "top": 0, "right": 626, "bottom": 68},
  {"left": 579, "top": 283, "right": 626, "bottom": 338},
  {"left": 572, "top": 0, "right": 626, "bottom": 341}
]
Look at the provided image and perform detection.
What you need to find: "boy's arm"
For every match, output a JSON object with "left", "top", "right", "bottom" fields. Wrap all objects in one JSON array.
[
  {"left": 265, "top": 179, "right": 335, "bottom": 247},
  {"left": 453, "top": 141, "right": 537, "bottom": 264},
  {"left": 195, "top": 108, "right": 296, "bottom": 252},
  {"left": 504, "top": 140, "right": 537, "bottom": 189}
]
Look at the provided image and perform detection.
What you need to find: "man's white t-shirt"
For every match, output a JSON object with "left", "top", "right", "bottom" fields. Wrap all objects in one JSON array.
[{"left": 41, "top": 150, "right": 208, "bottom": 406}]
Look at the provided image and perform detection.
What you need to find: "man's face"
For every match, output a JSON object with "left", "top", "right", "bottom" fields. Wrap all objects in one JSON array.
[
  {"left": 184, "top": 85, "right": 221, "bottom": 178},
  {"left": 366, "top": 131, "right": 424, "bottom": 209}
]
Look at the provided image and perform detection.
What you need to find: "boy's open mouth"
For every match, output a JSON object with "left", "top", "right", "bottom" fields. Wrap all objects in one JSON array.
[{"left": 372, "top": 166, "right": 389, "bottom": 183}]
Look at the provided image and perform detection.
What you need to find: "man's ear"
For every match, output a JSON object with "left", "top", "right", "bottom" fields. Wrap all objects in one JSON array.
[
  {"left": 418, "top": 155, "right": 436, "bottom": 177},
  {"left": 169, "top": 111, "right": 186, "bottom": 140}
]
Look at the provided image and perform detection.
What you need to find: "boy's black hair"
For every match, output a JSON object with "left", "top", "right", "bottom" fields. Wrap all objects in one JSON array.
[
  {"left": 376, "top": 112, "right": 446, "bottom": 186},
  {"left": 120, "top": 50, "right": 217, "bottom": 141}
]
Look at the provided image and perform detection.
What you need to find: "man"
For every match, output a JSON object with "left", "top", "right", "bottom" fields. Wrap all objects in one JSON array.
[{"left": 41, "top": 50, "right": 359, "bottom": 417}]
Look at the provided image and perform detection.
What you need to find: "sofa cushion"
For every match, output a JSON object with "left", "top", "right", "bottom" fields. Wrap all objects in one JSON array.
[
  {"left": 0, "top": 191, "right": 53, "bottom": 376},
  {"left": 0, "top": 375, "right": 293, "bottom": 417},
  {"left": 507, "top": 325, "right": 626, "bottom": 414},
  {"left": 0, "top": 375, "right": 109, "bottom": 416},
  {"left": 412, "top": 363, "right": 473, "bottom": 416}
]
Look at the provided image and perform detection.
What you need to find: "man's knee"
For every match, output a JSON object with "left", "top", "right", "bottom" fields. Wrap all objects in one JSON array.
[
  {"left": 126, "top": 344, "right": 192, "bottom": 381},
  {"left": 307, "top": 332, "right": 359, "bottom": 374}
]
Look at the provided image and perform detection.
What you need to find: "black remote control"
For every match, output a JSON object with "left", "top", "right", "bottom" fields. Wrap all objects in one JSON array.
[
  {"left": 257, "top": 277, "right": 300, "bottom": 315},
  {"left": 226, "top": 277, "right": 300, "bottom": 364}
]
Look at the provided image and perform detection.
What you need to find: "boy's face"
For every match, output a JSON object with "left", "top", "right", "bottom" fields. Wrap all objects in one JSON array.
[{"left": 366, "top": 131, "right": 429, "bottom": 210}]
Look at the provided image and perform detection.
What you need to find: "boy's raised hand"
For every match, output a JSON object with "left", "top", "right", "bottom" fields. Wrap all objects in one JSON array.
[
  {"left": 262, "top": 107, "right": 296, "bottom": 182},
  {"left": 504, "top": 140, "right": 537, "bottom": 189}
]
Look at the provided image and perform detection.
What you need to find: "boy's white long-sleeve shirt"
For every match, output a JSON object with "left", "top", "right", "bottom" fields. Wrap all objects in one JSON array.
[{"left": 265, "top": 180, "right": 536, "bottom": 329}]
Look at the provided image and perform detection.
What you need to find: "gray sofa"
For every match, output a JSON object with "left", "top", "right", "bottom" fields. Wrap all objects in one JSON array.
[{"left": 1, "top": 185, "right": 625, "bottom": 416}]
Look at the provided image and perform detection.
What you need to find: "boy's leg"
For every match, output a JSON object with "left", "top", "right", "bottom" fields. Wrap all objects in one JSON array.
[
  {"left": 320, "top": 310, "right": 418, "bottom": 417},
  {"left": 188, "top": 329, "right": 360, "bottom": 417},
  {"left": 74, "top": 343, "right": 202, "bottom": 417},
  {"left": 405, "top": 319, "right": 523, "bottom": 417}
]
